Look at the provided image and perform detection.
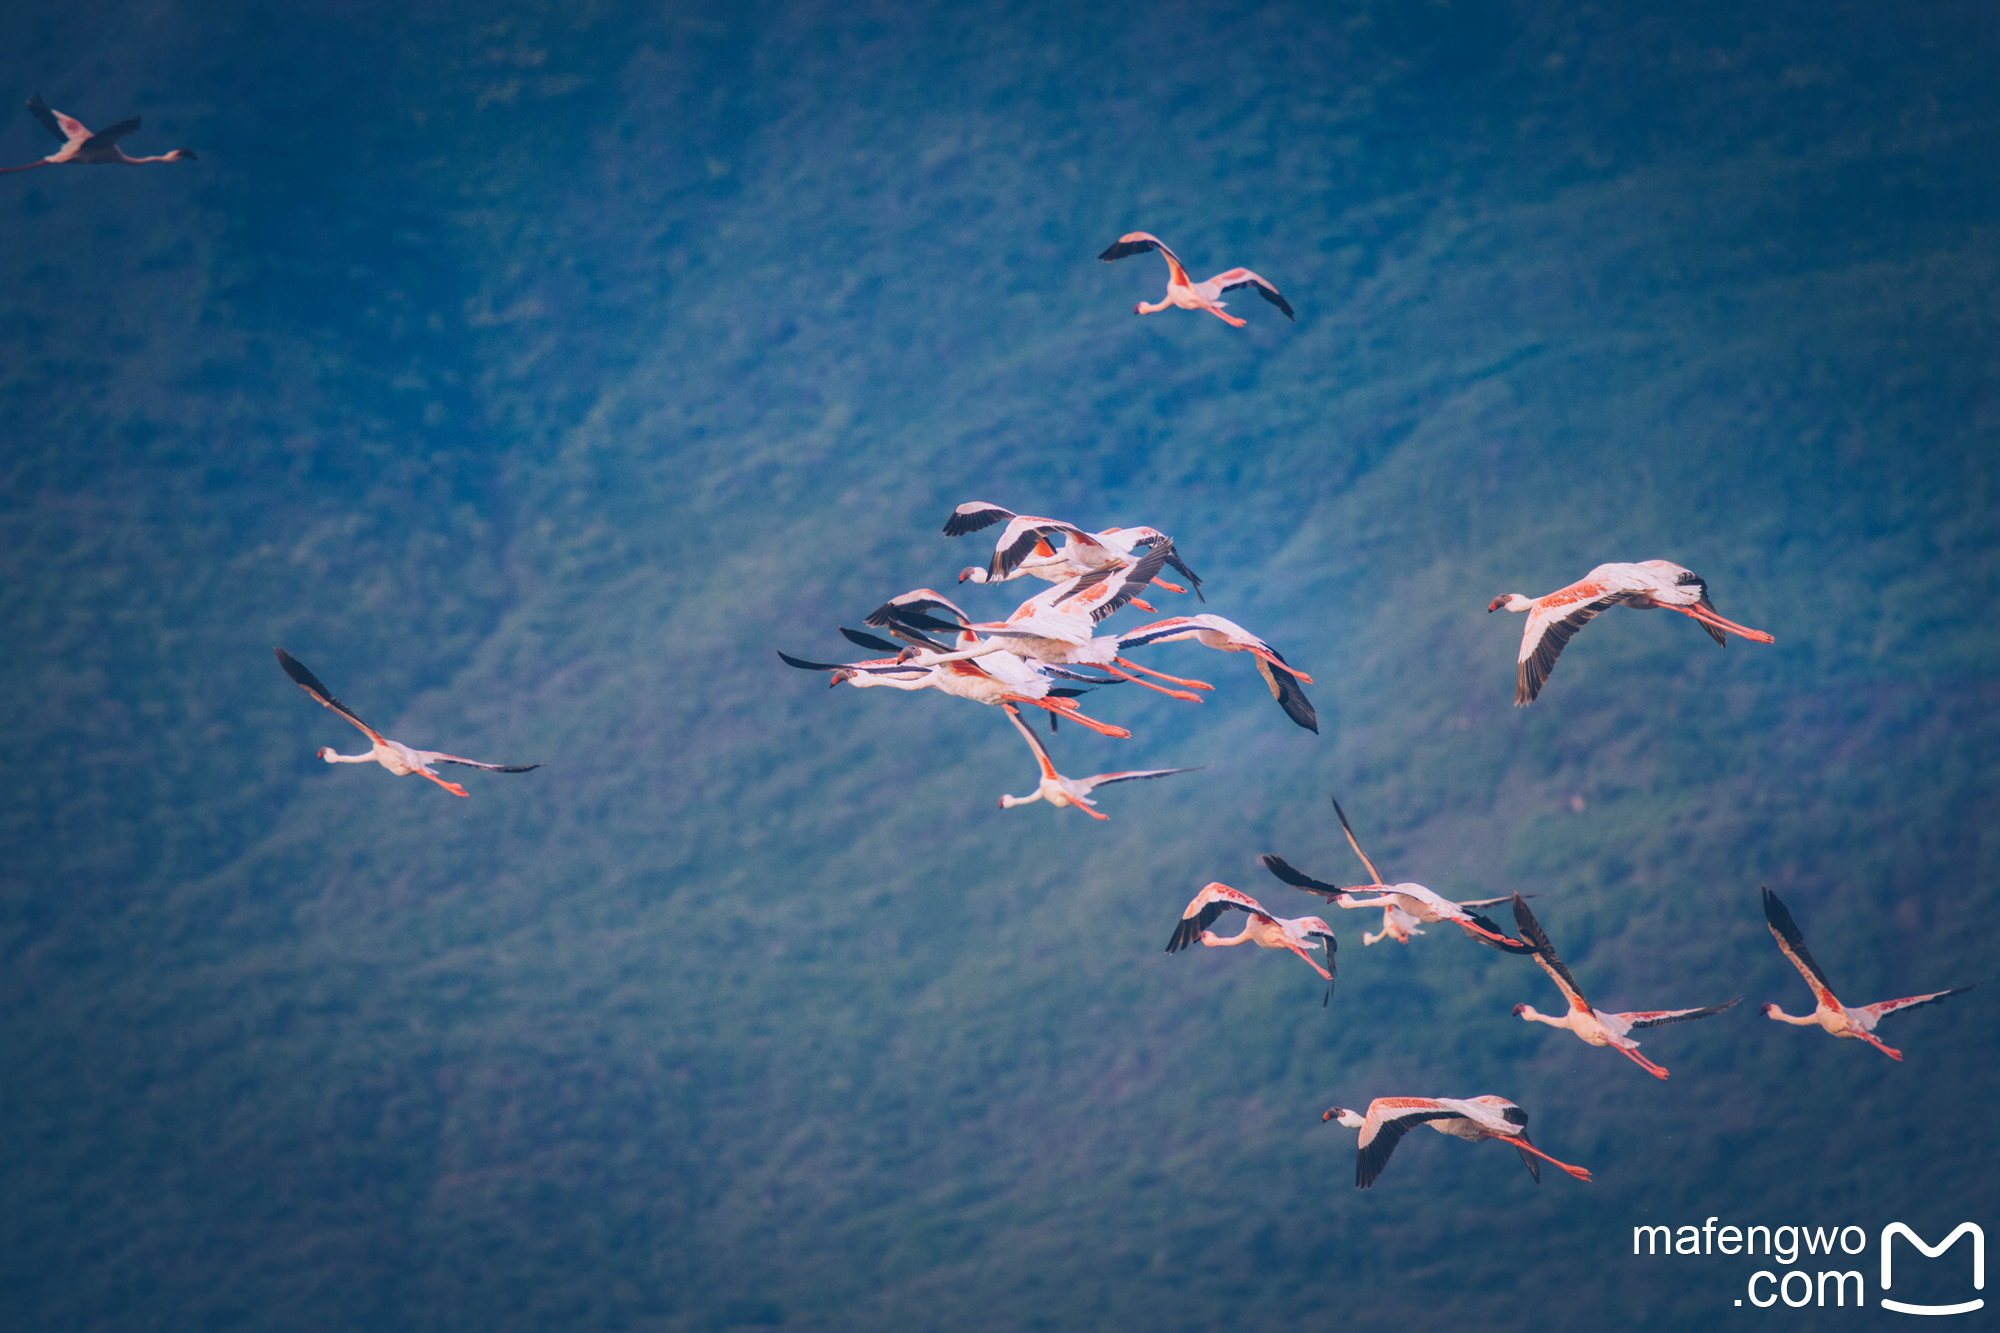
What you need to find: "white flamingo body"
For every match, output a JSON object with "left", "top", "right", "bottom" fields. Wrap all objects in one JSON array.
[
  {"left": 276, "top": 649, "right": 539, "bottom": 798},
  {"left": 1487, "top": 559, "right": 1774, "bottom": 705},
  {"left": 1322, "top": 1095, "right": 1592, "bottom": 1189},
  {"left": 997, "top": 705, "right": 1195, "bottom": 819},
  {"left": 1760, "top": 887, "right": 1973, "bottom": 1061},
  {"left": 1510, "top": 895, "right": 1739, "bottom": 1079},
  {"left": 1164, "top": 882, "right": 1336, "bottom": 1003},
  {"left": 1098, "top": 232, "right": 1295, "bottom": 327},
  {"left": 3, "top": 94, "right": 197, "bottom": 173}
]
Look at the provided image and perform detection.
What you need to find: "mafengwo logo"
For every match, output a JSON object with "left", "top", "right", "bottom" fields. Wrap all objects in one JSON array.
[{"left": 1630, "top": 1219, "right": 1984, "bottom": 1313}]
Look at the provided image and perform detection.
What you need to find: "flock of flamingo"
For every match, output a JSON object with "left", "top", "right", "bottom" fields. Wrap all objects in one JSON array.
[{"left": 20, "top": 91, "right": 1972, "bottom": 1193}]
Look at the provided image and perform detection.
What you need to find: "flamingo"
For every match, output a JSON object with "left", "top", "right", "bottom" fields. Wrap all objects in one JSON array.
[
  {"left": 275, "top": 649, "right": 539, "bottom": 798},
  {"left": 1760, "top": 886, "right": 1974, "bottom": 1061},
  {"left": 1260, "top": 796, "right": 1531, "bottom": 949},
  {"left": 1487, "top": 559, "right": 1774, "bottom": 705},
  {"left": 1510, "top": 895, "right": 1739, "bottom": 1079},
  {"left": 867, "top": 587, "right": 1215, "bottom": 703},
  {"left": 996, "top": 705, "right": 1196, "bottom": 819},
  {"left": 3, "top": 94, "right": 197, "bottom": 174},
  {"left": 1098, "top": 232, "right": 1294, "bottom": 327},
  {"left": 942, "top": 502, "right": 1204, "bottom": 597},
  {"left": 1115, "top": 615, "right": 1317, "bottom": 732},
  {"left": 1164, "top": 882, "right": 1336, "bottom": 1005},
  {"left": 1322, "top": 1096, "right": 1592, "bottom": 1189},
  {"left": 776, "top": 644, "right": 1134, "bottom": 738}
]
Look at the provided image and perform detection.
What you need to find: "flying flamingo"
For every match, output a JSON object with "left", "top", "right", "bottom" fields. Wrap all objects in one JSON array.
[
  {"left": 1510, "top": 895, "right": 1739, "bottom": 1079},
  {"left": 1164, "top": 882, "right": 1336, "bottom": 1005},
  {"left": 1115, "top": 615, "right": 1317, "bottom": 732},
  {"left": 942, "top": 502, "right": 1204, "bottom": 597},
  {"left": 3, "top": 94, "right": 197, "bottom": 174},
  {"left": 996, "top": 705, "right": 1196, "bottom": 819},
  {"left": 867, "top": 588, "right": 1215, "bottom": 703},
  {"left": 1760, "top": 886, "right": 1974, "bottom": 1061},
  {"left": 276, "top": 649, "right": 539, "bottom": 798},
  {"left": 1260, "top": 796, "right": 1530, "bottom": 949},
  {"left": 1098, "top": 232, "right": 1295, "bottom": 326},
  {"left": 1322, "top": 1096, "right": 1593, "bottom": 1189},
  {"left": 776, "top": 644, "right": 1133, "bottom": 738},
  {"left": 1487, "top": 559, "right": 1774, "bottom": 705}
]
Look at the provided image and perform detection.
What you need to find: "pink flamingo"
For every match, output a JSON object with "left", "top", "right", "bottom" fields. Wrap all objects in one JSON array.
[{"left": 3, "top": 94, "right": 197, "bottom": 173}]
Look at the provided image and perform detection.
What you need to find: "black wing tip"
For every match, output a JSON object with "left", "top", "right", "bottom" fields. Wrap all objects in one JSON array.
[{"left": 839, "top": 626, "right": 902, "bottom": 654}]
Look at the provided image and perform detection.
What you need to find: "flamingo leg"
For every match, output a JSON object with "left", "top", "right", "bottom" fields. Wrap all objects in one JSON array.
[
  {"left": 1674, "top": 604, "right": 1776, "bottom": 643},
  {"left": 1150, "top": 578, "right": 1189, "bottom": 595},
  {"left": 1096, "top": 661, "right": 1204, "bottom": 702},
  {"left": 417, "top": 769, "right": 471, "bottom": 798},
  {"left": 1497, "top": 1136, "right": 1592, "bottom": 1182},
  {"left": 1615, "top": 1044, "right": 1670, "bottom": 1080},
  {"left": 1112, "top": 658, "right": 1215, "bottom": 690},
  {"left": 1284, "top": 943, "right": 1332, "bottom": 981},
  {"left": 1250, "top": 647, "right": 1314, "bottom": 684},
  {"left": 1858, "top": 1032, "right": 1904, "bottom": 1061},
  {"left": 1203, "top": 303, "right": 1248, "bottom": 327},
  {"left": 1008, "top": 695, "right": 1130, "bottom": 739}
]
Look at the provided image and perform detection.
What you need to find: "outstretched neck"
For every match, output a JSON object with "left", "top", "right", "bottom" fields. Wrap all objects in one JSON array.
[
  {"left": 320, "top": 748, "right": 376, "bottom": 764},
  {"left": 1514, "top": 1003, "right": 1573, "bottom": 1029},
  {"left": 998, "top": 791, "right": 1044, "bottom": 809},
  {"left": 1488, "top": 593, "right": 1535, "bottom": 614}
]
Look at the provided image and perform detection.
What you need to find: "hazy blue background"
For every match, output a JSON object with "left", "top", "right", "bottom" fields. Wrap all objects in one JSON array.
[{"left": 2, "top": 1, "right": 1995, "bottom": 1329}]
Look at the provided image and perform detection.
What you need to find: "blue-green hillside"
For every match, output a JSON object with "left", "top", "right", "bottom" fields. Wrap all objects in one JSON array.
[{"left": 2, "top": 1, "right": 1995, "bottom": 1329}]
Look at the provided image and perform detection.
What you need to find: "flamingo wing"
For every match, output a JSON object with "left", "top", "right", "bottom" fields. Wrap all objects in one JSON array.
[
  {"left": 1165, "top": 882, "right": 1267, "bottom": 953},
  {"left": 1620, "top": 997, "right": 1742, "bottom": 1029},
  {"left": 942, "top": 501, "right": 1016, "bottom": 537},
  {"left": 1515, "top": 584, "right": 1628, "bottom": 704},
  {"left": 1354, "top": 1101, "right": 1461, "bottom": 1189},
  {"left": 1053, "top": 540, "right": 1172, "bottom": 623},
  {"left": 1512, "top": 896, "right": 1591, "bottom": 1008},
  {"left": 432, "top": 756, "right": 541, "bottom": 773},
  {"left": 1210, "top": 268, "right": 1295, "bottom": 320},
  {"left": 1098, "top": 231, "right": 1189, "bottom": 285},
  {"left": 1003, "top": 704, "right": 1060, "bottom": 780},
  {"left": 1760, "top": 887, "right": 1844, "bottom": 1010},
  {"left": 1856, "top": 984, "right": 1976, "bottom": 1025},
  {"left": 1257, "top": 853, "right": 1347, "bottom": 903},
  {"left": 26, "top": 94, "right": 85, "bottom": 143},
  {"left": 839, "top": 627, "right": 905, "bottom": 654},
  {"left": 1080, "top": 766, "right": 1200, "bottom": 789},
  {"left": 80, "top": 117, "right": 142, "bottom": 151},
  {"left": 777, "top": 650, "right": 924, "bottom": 676},
  {"left": 990, "top": 516, "right": 1097, "bottom": 580},
  {"left": 865, "top": 588, "right": 973, "bottom": 630},
  {"left": 276, "top": 647, "right": 386, "bottom": 745},
  {"left": 1254, "top": 652, "right": 1318, "bottom": 732}
]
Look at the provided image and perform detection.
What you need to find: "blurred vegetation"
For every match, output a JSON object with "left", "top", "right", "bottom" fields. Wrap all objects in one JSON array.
[{"left": 1, "top": 0, "right": 1995, "bottom": 1329}]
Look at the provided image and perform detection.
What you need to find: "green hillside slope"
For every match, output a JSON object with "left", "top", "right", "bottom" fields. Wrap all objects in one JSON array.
[{"left": 1, "top": 2, "right": 1994, "bottom": 1329}]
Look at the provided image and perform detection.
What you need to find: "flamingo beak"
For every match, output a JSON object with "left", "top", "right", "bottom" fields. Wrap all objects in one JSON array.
[
  {"left": 1487, "top": 596, "right": 1508, "bottom": 612},
  {"left": 1512, "top": 1003, "right": 1529, "bottom": 1017}
]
